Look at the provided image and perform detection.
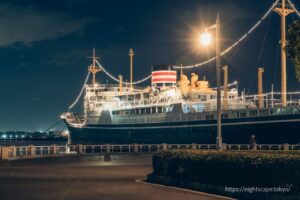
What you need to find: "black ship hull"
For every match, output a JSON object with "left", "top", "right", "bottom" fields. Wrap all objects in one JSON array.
[{"left": 66, "top": 113, "right": 300, "bottom": 144}]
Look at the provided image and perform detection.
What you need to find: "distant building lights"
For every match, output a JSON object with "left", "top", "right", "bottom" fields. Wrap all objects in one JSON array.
[{"left": 1, "top": 134, "right": 7, "bottom": 139}]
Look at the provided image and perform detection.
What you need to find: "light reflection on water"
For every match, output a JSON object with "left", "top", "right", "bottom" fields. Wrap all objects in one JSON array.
[{"left": 0, "top": 140, "right": 67, "bottom": 147}]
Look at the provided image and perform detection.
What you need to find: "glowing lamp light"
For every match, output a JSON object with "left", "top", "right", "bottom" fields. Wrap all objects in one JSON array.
[{"left": 200, "top": 31, "right": 212, "bottom": 46}]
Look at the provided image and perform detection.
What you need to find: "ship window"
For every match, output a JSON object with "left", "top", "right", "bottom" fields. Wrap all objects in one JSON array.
[
  {"left": 128, "top": 96, "right": 134, "bottom": 101},
  {"left": 250, "top": 110, "right": 258, "bottom": 117},
  {"left": 205, "top": 115, "right": 214, "bottom": 120},
  {"left": 141, "top": 109, "right": 145, "bottom": 114},
  {"left": 163, "top": 107, "right": 167, "bottom": 112},
  {"left": 151, "top": 107, "right": 156, "bottom": 113},
  {"left": 170, "top": 105, "right": 174, "bottom": 112},
  {"left": 114, "top": 111, "right": 120, "bottom": 115},
  {"left": 90, "top": 96, "right": 96, "bottom": 101},
  {"left": 146, "top": 108, "right": 151, "bottom": 114},
  {"left": 239, "top": 112, "right": 246, "bottom": 117},
  {"left": 222, "top": 114, "right": 228, "bottom": 119},
  {"left": 200, "top": 95, "right": 207, "bottom": 101},
  {"left": 165, "top": 106, "right": 169, "bottom": 112},
  {"left": 260, "top": 110, "right": 268, "bottom": 116},
  {"left": 158, "top": 107, "right": 162, "bottom": 113},
  {"left": 135, "top": 94, "right": 141, "bottom": 100}
]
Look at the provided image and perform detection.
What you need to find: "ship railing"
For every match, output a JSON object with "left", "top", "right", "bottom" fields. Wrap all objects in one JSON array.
[
  {"left": 85, "top": 84, "right": 144, "bottom": 90},
  {"left": 225, "top": 144, "right": 300, "bottom": 151},
  {"left": 2, "top": 145, "right": 70, "bottom": 158},
  {"left": 203, "top": 105, "right": 300, "bottom": 120},
  {"left": 115, "top": 98, "right": 182, "bottom": 109},
  {"left": 1, "top": 143, "right": 300, "bottom": 160}
]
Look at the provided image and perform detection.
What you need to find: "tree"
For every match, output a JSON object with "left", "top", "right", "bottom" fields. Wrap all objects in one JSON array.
[{"left": 286, "top": 20, "right": 300, "bottom": 81}]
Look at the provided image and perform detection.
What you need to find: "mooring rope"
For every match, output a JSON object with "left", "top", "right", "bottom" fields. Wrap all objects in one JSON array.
[{"left": 68, "top": 71, "right": 91, "bottom": 109}]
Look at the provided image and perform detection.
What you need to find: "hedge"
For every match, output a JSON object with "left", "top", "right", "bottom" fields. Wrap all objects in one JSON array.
[{"left": 152, "top": 150, "right": 300, "bottom": 192}]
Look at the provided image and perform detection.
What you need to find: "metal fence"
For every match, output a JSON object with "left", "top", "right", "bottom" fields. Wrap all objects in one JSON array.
[{"left": 1, "top": 143, "right": 300, "bottom": 160}]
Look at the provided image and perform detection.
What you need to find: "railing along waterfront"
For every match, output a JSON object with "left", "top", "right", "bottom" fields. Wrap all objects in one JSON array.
[{"left": 1, "top": 143, "right": 300, "bottom": 160}]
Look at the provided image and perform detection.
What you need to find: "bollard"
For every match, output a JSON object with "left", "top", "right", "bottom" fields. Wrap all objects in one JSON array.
[
  {"left": 106, "top": 144, "right": 111, "bottom": 153},
  {"left": 1, "top": 147, "right": 9, "bottom": 160},
  {"left": 78, "top": 144, "right": 83, "bottom": 154},
  {"left": 162, "top": 143, "right": 168, "bottom": 151},
  {"left": 11, "top": 146, "right": 16, "bottom": 157},
  {"left": 30, "top": 145, "right": 36, "bottom": 156},
  {"left": 253, "top": 144, "right": 257, "bottom": 150},
  {"left": 134, "top": 144, "right": 139, "bottom": 153},
  {"left": 192, "top": 143, "right": 197, "bottom": 150},
  {"left": 283, "top": 143, "right": 289, "bottom": 151},
  {"left": 52, "top": 144, "right": 57, "bottom": 155},
  {"left": 222, "top": 143, "right": 227, "bottom": 151}
]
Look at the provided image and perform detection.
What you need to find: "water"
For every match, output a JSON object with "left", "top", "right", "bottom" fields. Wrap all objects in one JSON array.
[{"left": 0, "top": 139, "right": 67, "bottom": 147}]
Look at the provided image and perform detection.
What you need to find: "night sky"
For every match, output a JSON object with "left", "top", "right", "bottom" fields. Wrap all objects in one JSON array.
[{"left": 0, "top": 0, "right": 299, "bottom": 131}]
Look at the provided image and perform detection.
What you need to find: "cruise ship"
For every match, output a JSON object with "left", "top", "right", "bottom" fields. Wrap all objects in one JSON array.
[{"left": 61, "top": 50, "right": 300, "bottom": 145}]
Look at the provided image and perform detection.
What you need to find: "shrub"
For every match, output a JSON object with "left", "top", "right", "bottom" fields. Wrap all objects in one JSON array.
[{"left": 152, "top": 150, "right": 300, "bottom": 192}]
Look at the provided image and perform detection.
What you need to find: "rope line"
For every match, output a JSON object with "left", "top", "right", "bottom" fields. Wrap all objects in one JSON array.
[
  {"left": 211, "top": 81, "right": 238, "bottom": 90},
  {"left": 174, "top": 0, "right": 280, "bottom": 69},
  {"left": 288, "top": 0, "right": 300, "bottom": 17},
  {"left": 45, "top": 119, "right": 62, "bottom": 132},
  {"left": 95, "top": 59, "right": 151, "bottom": 85},
  {"left": 68, "top": 71, "right": 91, "bottom": 109}
]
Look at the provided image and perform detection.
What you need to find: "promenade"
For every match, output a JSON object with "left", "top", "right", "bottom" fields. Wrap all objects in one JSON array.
[{"left": 0, "top": 154, "right": 232, "bottom": 200}]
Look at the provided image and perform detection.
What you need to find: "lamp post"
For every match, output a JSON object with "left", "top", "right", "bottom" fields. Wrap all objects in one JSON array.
[{"left": 201, "top": 14, "right": 222, "bottom": 150}]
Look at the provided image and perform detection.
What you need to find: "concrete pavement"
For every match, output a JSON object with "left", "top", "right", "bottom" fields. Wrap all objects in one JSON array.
[{"left": 0, "top": 154, "right": 233, "bottom": 200}]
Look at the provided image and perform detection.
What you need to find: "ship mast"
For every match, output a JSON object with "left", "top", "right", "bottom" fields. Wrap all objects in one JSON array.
[
  {"left": 258, "top": 67, "right": 264, "bottom": 108},
  {"left": 129, "top": 48, "right": 134, "bottom": 90},
  {"left": 273, "top": 0, "right": 294, "bottom": 107},
  {"left": 88, "top": 48, "right": 101, "bottom": 86}
]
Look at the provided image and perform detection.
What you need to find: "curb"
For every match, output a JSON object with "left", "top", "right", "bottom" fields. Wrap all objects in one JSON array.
[{"left": 135, "top": 178, "right": 236, "bottom": 200}]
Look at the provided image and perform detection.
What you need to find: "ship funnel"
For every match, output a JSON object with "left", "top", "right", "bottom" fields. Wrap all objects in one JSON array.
[{"left": 151, "top": 64, "right": 177, "bottom": 89}]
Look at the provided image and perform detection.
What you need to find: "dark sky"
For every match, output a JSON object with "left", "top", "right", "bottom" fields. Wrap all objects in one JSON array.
[{"left": 0, "top": 0, "right": 299, "bottom": 131}]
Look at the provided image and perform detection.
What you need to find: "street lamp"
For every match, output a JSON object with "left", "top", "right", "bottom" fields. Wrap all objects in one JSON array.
[
  {"left": 200, "top": 14, "right": 222, "bottom": 151},
  {"left": 200, "top": 31, "right": 212, "bottom": 46}
]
